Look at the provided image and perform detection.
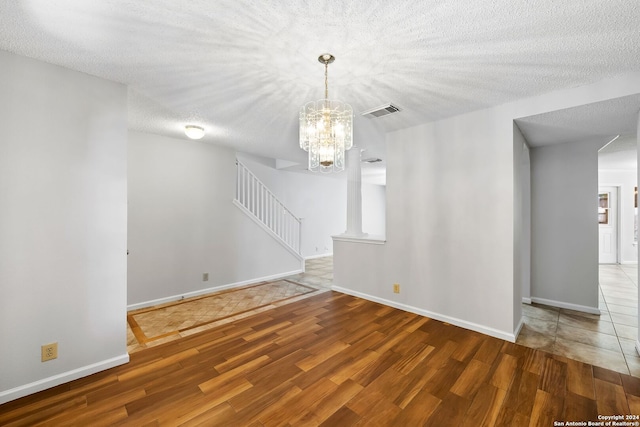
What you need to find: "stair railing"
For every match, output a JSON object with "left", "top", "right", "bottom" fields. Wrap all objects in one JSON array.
[{"left": 235, "top": 160, "right": 302, "bottom": 255}]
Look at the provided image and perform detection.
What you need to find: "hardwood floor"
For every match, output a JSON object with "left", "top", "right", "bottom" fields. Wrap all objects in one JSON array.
[{"left": 2, "top": 291, "right": 639, "bottom": 426}]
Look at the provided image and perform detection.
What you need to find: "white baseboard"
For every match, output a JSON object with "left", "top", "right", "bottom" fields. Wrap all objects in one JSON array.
[
  {"left": 127, "top": 269, "right": 303, "bottom": 311},
  {"left": 529, "top": 297, "right": 600, "bottom": 315},
  {"left": 304, "top": 253, "right": 333, "bottom": 260},
  {"left": 621, "top": 261, "right": 639, "bottom": 265},
  {"left": 514, "top": 318, "right": 524, "bottom": 340},
  {"left": 0, "top": 354, "right": 129, "bottom": 405},
  {"left": 522, "top": 297, "right": 532, "bottom": 304},
  {"left": 331, "top": 286, "right": 519, "bottom": 343}
]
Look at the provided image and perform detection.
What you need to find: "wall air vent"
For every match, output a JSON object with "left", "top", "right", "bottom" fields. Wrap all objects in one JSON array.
[{"left": 361, "top": 103, "right": 401, "bottom": 118}]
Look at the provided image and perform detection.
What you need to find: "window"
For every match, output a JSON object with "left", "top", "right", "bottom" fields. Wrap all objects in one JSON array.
[{"left": 598, "top": 193, "right": 609, "bottom": 225}]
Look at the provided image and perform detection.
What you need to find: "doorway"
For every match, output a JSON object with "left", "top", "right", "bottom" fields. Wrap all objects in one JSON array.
[{"left": 598, "top": 186, "right": 619, "bottom": 264}]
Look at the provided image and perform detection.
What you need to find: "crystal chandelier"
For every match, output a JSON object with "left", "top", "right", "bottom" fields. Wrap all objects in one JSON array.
[{"left": 299, "top": 54, "right": 353, "bottom": 172}]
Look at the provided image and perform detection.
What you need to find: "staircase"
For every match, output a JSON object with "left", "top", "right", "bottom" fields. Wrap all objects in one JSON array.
[{"left": 234, "top": 160, "right": 302, "bottom": 258}]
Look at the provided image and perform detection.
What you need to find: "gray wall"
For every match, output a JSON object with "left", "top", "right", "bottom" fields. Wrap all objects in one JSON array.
[
  {"left": 513, "top": 124, "right": 530, "bottom": 329},
  {"left": 127, "top": 132, "right": 302, "bottom": 307},
  {"left": 530, "top": 139, "right": 603, "bottom": 311},
  {"left": 0, "top": 50, "right": 128, "bottom": 402}
]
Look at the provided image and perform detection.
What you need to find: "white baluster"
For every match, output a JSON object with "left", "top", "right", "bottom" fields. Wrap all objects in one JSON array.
[
  {"left": 251, "top": 175, "right": 255, "bottom": 215},
  {"left": 278, "top": 203, "right": 282, "bottom": 237},
  {"left": 262, "top": 184, "right": 265, "bottom": 223},
  {"left": 269, "top": 197, "right": 273, "bottom": 230},
  {"left": 235, "top": 161, "right": 303, "bottom": 255},
  {"left": 244, "top": 167, "right": 248, "bottom": 209},
  {"left": 248, "top": 172, "right": 251, "bottom": 212},
  {"left": 241, "top": 166, "right": 245, "bottom": 207},
  {"left": 258, "top": 183, "right": 262, "bottom": 222},
  {"left": 285, "top": 210, "right": 289, "bottom": 246},
  {"left": 267, "top": 194, "right": 271, "bottom": 231}
]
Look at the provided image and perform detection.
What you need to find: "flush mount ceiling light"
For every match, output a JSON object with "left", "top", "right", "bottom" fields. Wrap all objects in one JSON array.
[
  {"left": 184, "top": 125, "right": 205, "bottom": 140},
  {"left": 299, "top": 53, "right": 353, "bottom": 173}
]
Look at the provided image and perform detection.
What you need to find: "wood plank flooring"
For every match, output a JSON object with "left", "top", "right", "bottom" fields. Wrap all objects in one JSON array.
[{"left": 2, "top": 291, "right": 639, "bottom": 426}]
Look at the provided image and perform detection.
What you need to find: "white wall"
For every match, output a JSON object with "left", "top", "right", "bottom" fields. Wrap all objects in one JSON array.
[
  {"left": 362, "top": 183, "right": 386, "bottom": 237},
  {"left": 518, "top": 133, "right": 532, "bottom": 305},
  {"left": 236, "top": 153, "right": 347, "bottom": 258},
  {"left": 530, "top": 139, "right": 603, "bottom": 312},
  {"left": 127, "top": 132, "right": 303, "bottom": 307},
  {"left": 334, "top": 72, "right": 640, "bottom": 342},
  {"left": 598, "top": 169, "right": 638, "bottom": 264},
  {"left": 513, "top": 125, "right": 529, "bottom": 330},
  {"left": 335, "top": 106, "right": 518, "bottom": 341},
  {"left": 236, "top": 154, "right": 387, "bottom": 255},
  {"left": 0, "top": 51, "right": 128, "bottom": 403}
]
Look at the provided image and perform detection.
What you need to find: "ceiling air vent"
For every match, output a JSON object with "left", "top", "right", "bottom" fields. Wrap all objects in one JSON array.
[{"left": 361, "top": 103, "right": 401, "bottom": 118}]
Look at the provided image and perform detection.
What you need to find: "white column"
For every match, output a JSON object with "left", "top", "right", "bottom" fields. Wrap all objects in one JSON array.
[{"left": 344, "top": 146, "right": 365, "bottom": 237}]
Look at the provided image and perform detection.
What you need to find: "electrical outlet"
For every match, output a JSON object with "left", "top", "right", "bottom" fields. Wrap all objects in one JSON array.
[
  {"left": 393, "top": 284, "right": 400, "bottom": 294},
  {"left": 41, "top": 343, "right": 58, "bottom": 362},
  {"left": 203, "top": 273, "right": 209, "bottom": 281}
]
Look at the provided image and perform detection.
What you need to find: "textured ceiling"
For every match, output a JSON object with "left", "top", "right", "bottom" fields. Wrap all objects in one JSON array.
[
  {"left": 1, "top": 1, "right": 640, "bottom": 166},
  {"left": 515, "top": 94, "right": 640, "bottom": 147},
  {"left": 598, "top": 134, "right": 637, "bottom": 170}
]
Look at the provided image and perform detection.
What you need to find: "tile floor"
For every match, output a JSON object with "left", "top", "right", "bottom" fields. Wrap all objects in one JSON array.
[
  {"left": 126, "top": 257, "right": 334, "bottom": 353},
  {"left": 517, "top": 264, "right": 639, "bottom": 376},
  {"left": 130, "top": 281, "right": 316, "bottom": 340},
  {"left": 285, "top": 256, "right": 334, "bottom": 288}
]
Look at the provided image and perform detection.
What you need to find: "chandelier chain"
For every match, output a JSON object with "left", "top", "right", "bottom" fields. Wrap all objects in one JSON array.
[{"left": 324, "top": 62, "right": 329, "bottom": 99}]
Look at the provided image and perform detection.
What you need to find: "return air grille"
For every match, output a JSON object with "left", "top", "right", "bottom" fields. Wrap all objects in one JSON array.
[{"left": 361, "top": 103, "right": 401, "bottom": 118}]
